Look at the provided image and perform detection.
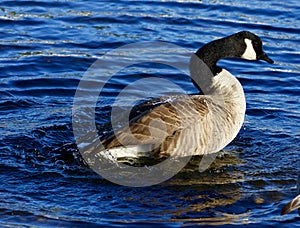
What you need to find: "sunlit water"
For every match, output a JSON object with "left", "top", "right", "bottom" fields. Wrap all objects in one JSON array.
[{"left": 0, "top": 0, "right": 299, "bottom": 227}]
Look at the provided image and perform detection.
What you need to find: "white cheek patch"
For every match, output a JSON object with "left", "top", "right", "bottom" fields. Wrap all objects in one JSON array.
[{"left": 241, "top": 38, "right": 257, "bottom": 60}]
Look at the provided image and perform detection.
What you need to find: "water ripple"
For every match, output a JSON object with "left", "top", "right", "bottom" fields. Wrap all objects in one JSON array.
[{"left": 0, "top": 0, "right": 299, "bottom": 226}]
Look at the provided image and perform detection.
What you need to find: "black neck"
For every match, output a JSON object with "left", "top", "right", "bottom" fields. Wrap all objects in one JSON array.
[{"left": 195, "top": 35, "right": 245, "bottom": 75}]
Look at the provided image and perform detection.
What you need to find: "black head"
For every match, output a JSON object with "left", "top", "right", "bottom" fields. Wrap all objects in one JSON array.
[
  {"left": 236, "top": 31, "right": 274, "bottom": 64},
  {"left": 194, "top": 31, "right": 274, "bottom": 76}
]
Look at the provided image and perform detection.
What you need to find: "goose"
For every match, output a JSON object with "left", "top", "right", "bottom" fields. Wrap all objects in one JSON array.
[
  {"left": 100, "top": 31, "right": 274, "bottom": 161},
  {"left": 281, "top": 173, "right": 300, "bottom": 215}
]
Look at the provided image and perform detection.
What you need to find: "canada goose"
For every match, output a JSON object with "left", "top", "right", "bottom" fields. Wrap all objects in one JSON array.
[
  {"left": 281, "top": 173, "right": 300, "bottom": 215},
  {"left": 100, "top": 31, "right": 274, "bottom": 161}
]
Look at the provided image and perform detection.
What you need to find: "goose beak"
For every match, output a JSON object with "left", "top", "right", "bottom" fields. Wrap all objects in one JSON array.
[{"left": 259, "top": 52, "right": 274, "bottom": 64}]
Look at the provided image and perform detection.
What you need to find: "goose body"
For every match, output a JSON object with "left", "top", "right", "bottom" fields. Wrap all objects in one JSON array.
[
  {"left": 281, "top": 174, "right": 300, "bottom": 215},
  {"left": 100, "top": 31, "right": 273, "bottom": 160}
]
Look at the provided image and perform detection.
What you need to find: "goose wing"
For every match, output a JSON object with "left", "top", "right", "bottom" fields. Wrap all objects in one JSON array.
[{"left": 101, "top": 95, "right": 214, "bottom": 159}]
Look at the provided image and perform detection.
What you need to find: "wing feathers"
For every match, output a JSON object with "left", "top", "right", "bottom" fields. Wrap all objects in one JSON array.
[{"left": 101, "top": 95, "right": 211, "bottom": 158}]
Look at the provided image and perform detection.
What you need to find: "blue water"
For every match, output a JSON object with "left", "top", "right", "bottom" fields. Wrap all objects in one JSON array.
[{"left": 1, "top": 0, "right": 299, "bottom": 227}]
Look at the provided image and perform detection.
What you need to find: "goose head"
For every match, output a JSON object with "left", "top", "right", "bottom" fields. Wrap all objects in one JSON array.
[
  {"left": 238, "top": 31, "right": 274, "bottom": 63},
  {"left": 191, "top": 31, "right": 274, "bottom": 92},
  {"left": 194, "top": 31, "right": 274, "bottom": 76}
]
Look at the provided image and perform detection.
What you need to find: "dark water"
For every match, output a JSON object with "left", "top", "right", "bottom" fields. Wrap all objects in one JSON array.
[{"left": 1, "top": 0, "right": 299, "bottom": 227}]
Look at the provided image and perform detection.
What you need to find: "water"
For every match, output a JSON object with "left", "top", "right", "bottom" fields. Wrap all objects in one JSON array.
[{"left": 0, "top": 0, "right": 299, "bottom": 226}]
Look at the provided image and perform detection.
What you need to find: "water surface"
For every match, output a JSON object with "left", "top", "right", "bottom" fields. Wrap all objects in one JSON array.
[{"left": 0, "top": 0, "right": 299, "bottom": 227}]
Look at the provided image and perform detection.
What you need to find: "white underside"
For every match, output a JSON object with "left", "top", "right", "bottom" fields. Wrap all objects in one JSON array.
[{"left": 106, "top": 145, "right": 151, "bottom": 158}]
